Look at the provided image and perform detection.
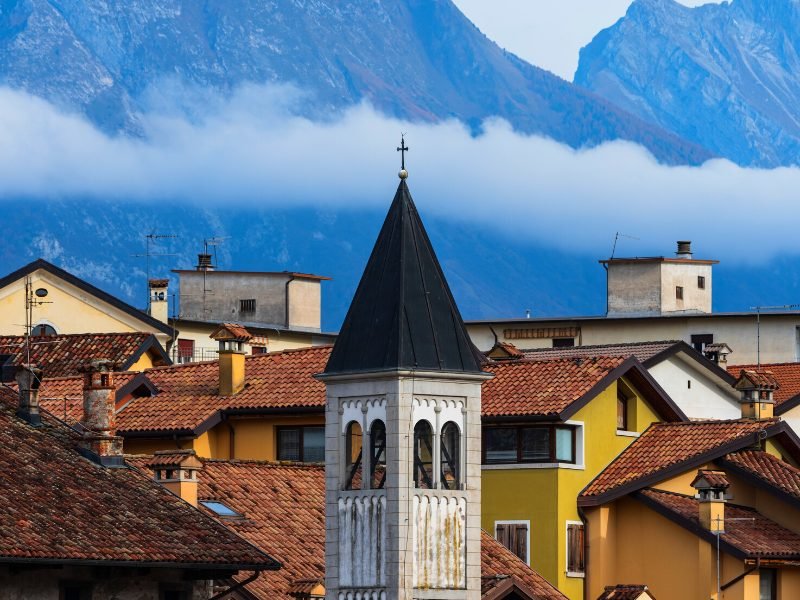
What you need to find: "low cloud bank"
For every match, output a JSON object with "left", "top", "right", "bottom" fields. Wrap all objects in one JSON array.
[{"left": 0, "top": 84, "right": 796, "bottom": 261}]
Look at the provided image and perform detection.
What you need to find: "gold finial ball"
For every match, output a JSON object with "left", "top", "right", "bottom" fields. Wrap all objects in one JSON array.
[{"left": 398, "top": 169, "right": 408, "bottom": 180}]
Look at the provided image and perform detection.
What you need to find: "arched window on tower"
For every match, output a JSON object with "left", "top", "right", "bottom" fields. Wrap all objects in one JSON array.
[
  {"left": 31, "top": 323, "right": 57, "bottom": 336},
  {"left": 344, "top": 421, "right": 363, "bottom": 490},
  {"left": 370, "top": 420, "right": 386, "bottom": 489},
  {"left": 440, "top": 422, "right": 460, "bottom": 490},
  {"left": 413, "top": 420, "right": 434, "bottom": 489}
]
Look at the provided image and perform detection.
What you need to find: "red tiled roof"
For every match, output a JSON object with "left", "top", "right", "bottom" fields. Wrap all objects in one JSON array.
[
  {"left": 0, "top": 332, "right": 165, "bottom": 377},
  {"left": 117, "top": 346, "right": 332, "bottom": 434},
  {"left": 728, "top": 363, "right": 800, "bottom": 406},
  {"left": 735, "top": 369, "right": 780, "bottom": 390},
  {"left": 596, "top": 585, "right": 653, "bottom": 600},
  {"left": 481, "top": 357, "right": 626, "bottom": 418},
  {"left": 691, "top": 469, "right": 730, "bottom": 490},
  {"left": 518, "top": 341, "right": 680, "bottom": 364},
  {"left": 210, "top": 323, "right": 253, "bottom": 341},
  {"left": 581, "top": 419, "right": 779, "bottom": 502},
  {"left": 721, "top": 450, "right": 800, "bottom": 503},
  {"left": 33, "top": 372, "right": 138, "bottom": 423},
  {"left": 0, "top": 387, "right": 275, "bottom": 570},
  {"left": 639, "top": 488, "right": 800, "bottom": 559},
  {"left": 130, "top": 458, "right": 566, "bottom": 599}
]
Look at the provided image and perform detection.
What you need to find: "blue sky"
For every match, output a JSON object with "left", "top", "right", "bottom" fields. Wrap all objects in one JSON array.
[{"left": 453, "top": 0, "right": 722, "bottom": 79}]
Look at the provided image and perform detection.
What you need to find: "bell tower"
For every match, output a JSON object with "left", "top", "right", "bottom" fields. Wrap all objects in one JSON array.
[{"left": 318, "top": 146, "right": 490, "bottom": 600}]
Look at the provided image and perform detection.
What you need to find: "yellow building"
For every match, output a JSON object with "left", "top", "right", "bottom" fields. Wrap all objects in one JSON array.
[
  {"left": 0, "top": 259, "right": 173, "bottom": 345},
  {"left": 579, "top": 371, "right": 800, "bottom": 600},
  {"left": 480, "top": 356, "right": 687, "bottom": 600}
]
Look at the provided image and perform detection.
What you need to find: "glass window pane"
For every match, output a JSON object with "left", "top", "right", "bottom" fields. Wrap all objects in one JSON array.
[
  {"left": 441, "top": 422, "right": 460, "bottom": 490},
  {"left": 344, "top": 422, "right": 363, "bottom": 490},
  {"left": 555, "top": 428, "right": 574, "bottom": 462},
  {"left": 303, "top": 426, "right": 325, "bottom": 462},
  {"left": 485, "top": 428, "right": 517, "bottom": 463},
  {"left": 414, "top": 421, "right": 434, "bottom": 488},
  {"left": 370, "top": 420, "right": 387, "bottom": 489},
  {"left": 277, "top": 428, "right": 300, "bottom": 461},
  {"left": 521, "top": 428, "right": 550, "bottom": 462},
  {"left": 760, "top": 569, "right": 776, "bottom": 600}
]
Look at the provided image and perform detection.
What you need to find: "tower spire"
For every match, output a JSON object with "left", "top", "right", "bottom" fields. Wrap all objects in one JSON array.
[{"left": 397, "top": 134, "right": 409, "bottom": 179}]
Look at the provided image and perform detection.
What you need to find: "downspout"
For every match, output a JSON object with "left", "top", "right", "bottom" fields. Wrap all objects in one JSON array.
[
  {"left": 208, "top": 570, "right": 262, "bottom": 600},
  {"left": 284, "top": 275, "right": 296, "bottom": 329},
  {"left": 578, "top": 505, "right": 589, "bottom": 600},
  {"left": 720, "top": 558, "right": 760, "bottom": 592}
]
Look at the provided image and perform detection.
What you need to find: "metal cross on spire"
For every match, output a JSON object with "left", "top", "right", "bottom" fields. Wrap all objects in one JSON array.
[{"left": 397, "top": 134, "right": 409, "bottom": 179}]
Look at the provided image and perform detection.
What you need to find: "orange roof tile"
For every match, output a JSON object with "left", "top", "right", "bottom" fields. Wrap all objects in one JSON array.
[
  {"left": 735, "top": 369, "right": 780, "bottom": 390},
  {"left": 728, "top": 363, "right": 800, "bottom": 407},
  {"left": 210, "top": 323, "right": 253, "bottom": 341},
  {"left": 639, "top": 488, "right": 800, "bottom": 559},
  {"left": 691, "top": 469, "right": 730, "bottom": 489},
  {"left": 596, "top": 585, "right": 654, "bottom": 600},
  {"left": 480, "top": 532, "right": 567, "bottom": 599},
  {"left": 0, "top": 332, "right": 167, "bottom": 377},
  {"left": 33, "top": 372, "right": 139, "bottom": 424},
  {"left": 580, "top": 419, "right": 782, "bottom": 504},
  {"left": 721, "top": 450, "right": 800, "bottom": 503},
  {"left": 482, "top": 357, "right": 627, "bottom": 418},
  {"left": 519, "top": 341, "right": 681, "bottom": 364}
]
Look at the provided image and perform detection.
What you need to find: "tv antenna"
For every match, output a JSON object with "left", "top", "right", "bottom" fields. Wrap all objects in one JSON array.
[
  {"left": 23, "top": 276, "right": 53, "bottom": 366},
  {"left": 750, "top": 304, "right": 800, "bottom": 367},
  {"left": 131, "top": 232, "right": 177, "bottom": 309},
  {"left": 199, "top": 237, "right": 231, "bottom": 317},
  {"left": 609, "top": 232, "right": 640, "bottom": 262}
]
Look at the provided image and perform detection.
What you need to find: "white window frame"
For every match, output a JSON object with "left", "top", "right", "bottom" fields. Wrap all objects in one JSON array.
[
  {"left": 482, "top": 421, "right": 585, "bottom": 471},
  {"left": 565, "top": 520, "right": 585, "bottom": 578},
  {"left": 494, "top": 519, "right": 531, "bottom": 565}
]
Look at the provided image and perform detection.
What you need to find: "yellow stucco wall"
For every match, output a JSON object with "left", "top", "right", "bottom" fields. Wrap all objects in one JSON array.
[
  {"left": 0, "top": 269, "right": 167, "bottom": 343},
  {"left": 482, "top": 378, "right": 662, "bottom": 600},
  {"left": 127, "top": 352, "right": 156, "bottom": 372}
]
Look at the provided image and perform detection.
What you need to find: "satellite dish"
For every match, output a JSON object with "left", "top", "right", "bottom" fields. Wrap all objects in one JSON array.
[{"left": 35, "top": 288, "right": 48, "bottom": 298}]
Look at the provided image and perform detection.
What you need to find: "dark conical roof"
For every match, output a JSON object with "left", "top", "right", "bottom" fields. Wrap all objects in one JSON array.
[{"left": 325, "top": 179, "right": 483, "bottom": 374}]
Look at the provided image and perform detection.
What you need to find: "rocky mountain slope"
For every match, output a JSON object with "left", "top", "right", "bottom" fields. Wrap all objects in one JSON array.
[
  {"left": 0, "top": 0, "right": 709, "bottom": 164},
  {"left": 575, "top": 0, "right": 800, "bottom": 167}
]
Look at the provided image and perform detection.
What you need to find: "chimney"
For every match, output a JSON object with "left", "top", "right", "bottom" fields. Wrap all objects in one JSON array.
[
  {"left": 210, "top": 324, "right": 252, "bottom": 396},
  {"left": 148, "top": 278, "right": 169, "bottom": 324},
  {"left": 78, "top": 359, "right": 124, "bottom": 467},
  {"left": 676, "top": 240, "right": 693, "bottom": 259},
  {"left": 734, "top": 369, "right": 778, "bottom": 419},
  {"left": 703, "top": 342, "right": 732, "bottom": 368},
  {"left": 149, "top": 450, "right": 202, "bottom": 507},
  {"left": 15, "top": 364, "right": 43, "bottom": 427},
  {"left": 691, "top": 469, "right": 729, "bottom": 533},
  {"left": 196, "top": 253, "right": 215, "bottom": 271}
]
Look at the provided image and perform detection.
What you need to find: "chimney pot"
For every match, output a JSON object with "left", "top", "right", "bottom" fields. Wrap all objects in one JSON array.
[
  {"left": 15, "top": 364, "right": 43, "bottom": 427},
  {"left": 149, "top": 450, "right": 202, "bottom": 507},
  {"left": 78, "top": 359, "right": 123, "bottom": 466},
  {"left": 676, "top": 240, "right": 693, "bottom": 259},
  {"left": 196, "top": 253, "right": 214, "bottom": 271}
]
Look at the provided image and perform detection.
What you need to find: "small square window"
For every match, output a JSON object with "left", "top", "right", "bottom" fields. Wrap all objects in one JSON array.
[
  {"left": 552, "top": 338, "right": 575, "bottom": 348},
  {"left": 240, "top": 298, "right": 256, "bottom": 313},
  {"left": 676, "top": 286, "right": 684, "bottom": 300},
  {"left": 199, "top": 500, "right": 242, "bottom": 518},
  {"left": 698, "top": 276, "right": 706, "bottom": 289}
]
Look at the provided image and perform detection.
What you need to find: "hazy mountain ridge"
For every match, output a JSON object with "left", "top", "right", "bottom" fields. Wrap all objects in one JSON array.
[{"left": 576, "top": 0, "right": 800, "bottom": 166}]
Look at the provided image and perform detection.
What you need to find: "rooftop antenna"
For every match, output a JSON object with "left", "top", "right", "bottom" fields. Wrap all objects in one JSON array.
[
  {"left": 750, "top": 304, "right": 800, "bottom": 367},
  {"left": 199, "top": 237, "right": 230, "bottom": 318},
  {"left": 603, "top": 232, "right": 640, "bottom": 315},
  {"left": 23, "top": 275, "right": 53, "bottom": 366},
  {"left": 131, "top": 232, "right": 177, "bottom": 309}
]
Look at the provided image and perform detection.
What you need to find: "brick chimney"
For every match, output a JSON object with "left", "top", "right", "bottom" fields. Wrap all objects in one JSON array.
[
  {"left": 734, "top": 369, "right": 778, "bottom": 419},
  {"left": 15, "top": 364, "right": 43, "bottom": 427},
  {"left": 149, "top": 450, "right": 202, "bottom": 507},
  {"left": 78, "top": 359, "right": 124, "bottom": 467},
  {"left": 148, "top": 278, "right": 169, "bottom": 324},
  {"left": 210, "top": 324, "right": 252, "bottom": 396},
  {"left": 691, "top": 469, "right": 729, "bottom": 533}
]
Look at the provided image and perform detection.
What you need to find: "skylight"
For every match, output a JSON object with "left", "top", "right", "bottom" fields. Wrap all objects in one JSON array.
[{"left": 200, "top": 500, "right": 242, "bottom": 518}]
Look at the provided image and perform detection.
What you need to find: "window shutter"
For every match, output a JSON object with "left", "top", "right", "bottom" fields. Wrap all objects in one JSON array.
[
  {"left": 567, "top": 524, "right": 585, "bottom": 573},
  {"left": 496, "top": 523, "right": 528, "bottom": 562}
]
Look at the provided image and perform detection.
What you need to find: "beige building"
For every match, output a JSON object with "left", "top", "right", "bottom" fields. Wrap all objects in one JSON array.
[{"left": 467, "top": 241, "right": 800, "bottom": 366}]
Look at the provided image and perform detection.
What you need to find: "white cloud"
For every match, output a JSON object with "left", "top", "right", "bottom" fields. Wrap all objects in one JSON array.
[{"left": 0, "top": 84, "right": 794, "bottom": 263}]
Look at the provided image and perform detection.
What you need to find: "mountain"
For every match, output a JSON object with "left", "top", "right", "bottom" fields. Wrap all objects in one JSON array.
[
  {"left": 0, "top": 0, "right": 709, "bottom": 164},
  {"left": 575, "top": 0, "right": 800, "bottom": 167}
]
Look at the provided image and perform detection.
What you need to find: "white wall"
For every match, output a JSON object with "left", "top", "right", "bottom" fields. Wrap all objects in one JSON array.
[{"left": 648, "top": 356, "right": 740, "bottom": 420}]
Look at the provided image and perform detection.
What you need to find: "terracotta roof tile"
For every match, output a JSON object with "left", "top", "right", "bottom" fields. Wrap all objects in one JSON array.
[
  {"left": 735, "top": 369, "right": 780, "bottom": 390},
  {"left": 210, "top": 323, "right": 253, "bottom": 341},
  {"left": 482, "top": 357, "right": 626, "bottom": 418},
  {"left": 728, "top": 362, "right": 800, "bottom": 406},
  {"left": 596, "top": 585, "right": 653, "bottom": 600},
  {"left": 640, "top": 488, "right": 800, "bottom": 559},
  {"left": 0, "top": 332, "right": 164, "bottom": 378},
  {"left": 721, "top": 450, "right": 800, "bottom": 502},
  {"left": 691, "top": 469, "right": 730, "bottom": 489},
  {"left": 31, "top": 372, "right": 138, "bottom": 424},
  {"left": 581, "top": 419, "right": 778, "bottom": 500},
  {"left": 130, "top": 458, "right": 565, "bottom": 599},
  {"left": 0, "top": 387, "right": 275, "bottom": 569},
  {"left": 518, "top": 341, "right": 681, "bottom": 364}
]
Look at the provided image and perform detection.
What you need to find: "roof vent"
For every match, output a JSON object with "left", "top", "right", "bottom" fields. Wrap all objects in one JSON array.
[
  {"left": 676, "top": 241, "right": 693, "bottom": 259},
  {"left": 196, "top": 253, "right": 215, "bottom": 271}
]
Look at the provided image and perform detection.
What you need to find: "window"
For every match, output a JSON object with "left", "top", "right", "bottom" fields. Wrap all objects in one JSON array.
[
  {"left": 496, "top": 522, "right": 529, "bottom": 563},
  {"left": 760, "top": 568, "right": 777, "bottom": 600},
  {"left": 483, "top": 426, "right": 576, "bottom": 464},
  {"left": 60, "top": 584, "right": 92, "bottom": 600},
  {"left": 440, "top": 422, "right": 460, "bottom": 490},
  {"left": 370, "top": 420, "right": 386, "bottom": 489},
  {"left": 177, "top": 338, "right": 195, "bottom": 364},
  {"left": 414, "top": 420, "right": 434, "bottom": 489},
  {"left": 31, "top": 323, "right": 57, "bottom": 336},
  {"left": 344, "top": 421, "right": 363, "bottom": 490},
  {"left": 691, "top": 333, "right": 714, "bottom": 354},
  {"left": 552, "top": 338, "right": 575, "bottom": 348},
  {"left": 698, "top": 275, "right": 706, "bottom": 289},
  {"left": 567, "top": 522, "right": 585, "bottom": 575},
  {"left": 199, "top": 500, "right": 242, "bottom": 518},
  {"left": 239, "top": 298, "right": 256, "bottom": 313},
  {"left": 251, "top": 345, "right": 267, "bottom": 355},
  {"left": 277, "top": 426, "right": 325, "bottom": 462},
  {"left": 676, "top": 286, "right": 684, "bottom": 300},
  {"left": 617, "top": 389, "right": 629, "bottom": 431}
]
